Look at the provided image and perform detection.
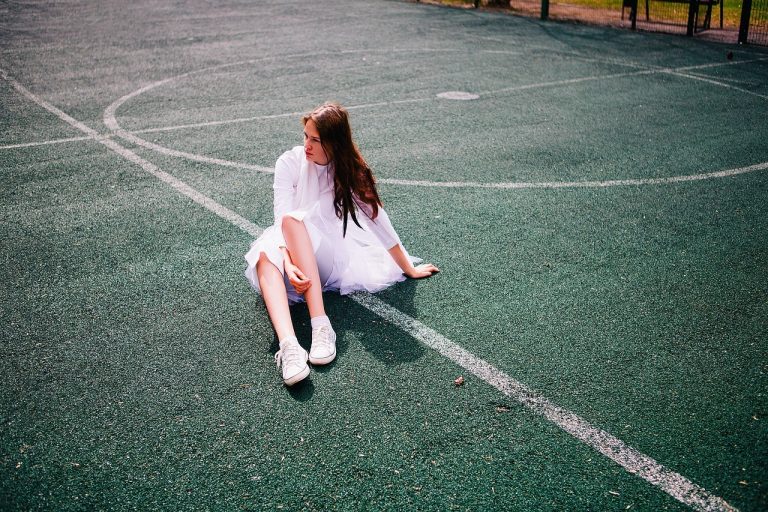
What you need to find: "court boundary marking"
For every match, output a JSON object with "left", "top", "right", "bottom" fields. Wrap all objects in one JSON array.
[
  {"left": 98, "top": 51, "right": 768, "bottom": 190},
  {"left": 0, "top": 135, "right": 97, "bottom": 150},
  {"left": 1, "top": 68, "right": 739, "bottom": 512}
]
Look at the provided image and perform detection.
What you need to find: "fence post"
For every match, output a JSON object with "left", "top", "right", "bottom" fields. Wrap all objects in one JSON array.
[
  {"left": 686, "top": 0, "right": 698, "bottom": 36},
  {"left": 631, "top": 0, "right": 638, "bottom": 29},
  {"left": 738, "top": 0, "right": 752, "bottom": 43},
  {"left": 541, "top": 0, "right": 549, "bottom": 20}
]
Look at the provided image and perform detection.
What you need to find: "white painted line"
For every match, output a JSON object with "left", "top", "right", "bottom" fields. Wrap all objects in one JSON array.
[
  {"left": 680, "top": 72, "right": 758, "bottom": 86},
  {"left": 102, "top": 51, "right": 767, "bottom": 186},
  {"left": 127, "top": 98, "right": 432, "bottom": 136},
  {"left": 664, "top": 70, "right": 768, "bottom": 101},
  {"left": 101, "top": 47, "right": 653, "bottom": 156},
  {"left": 480, "top": 69, "right": 657, "bottom": 96},
  {"left": 436, "top": 91, "right": 480, "bottom": 100},
  {"left": 0, "top": 135, "right": 99, "bottom": 150},
  {"left": 108, "top": 123, "right": 275, "bottom": 174},
  {"left": 118, "top": 56, "right": 768, "bottom": 139},
  {"left": 131, "top": 110, "right": 305, "bottom": 134},
  {"left": 0, "top": 68, "right": 263, "bottom": 239},
  {"left": 674, "top": 56, "right": 768, "bottom": 72},
  {"left": 478, "top": 55, "right": 768, "bottom": 97},
  {"left": 102, "top": 55, "right": 768, "bottom": 190},
  {"left": 351, "top": 292, "right": 738, "bottom": 512},
  {"left": 345, "top": 97, "right": 433, "bottom": 110},
  {"left": 1, "top": 69, "right": 739, "bottom": 512},
  {"left": 377, "top": 161, "right": 768, "bottom": 189},
  {"left": 464, "top": 35, "right": 659, "bottom": 71},
  {"left": 101, "top": 78, "right": 273, "bottom": 174}
]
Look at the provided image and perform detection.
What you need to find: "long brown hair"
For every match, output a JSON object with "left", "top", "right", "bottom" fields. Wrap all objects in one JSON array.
[{"left": 302, "top": 103, "right": 382, "bottom": 236}]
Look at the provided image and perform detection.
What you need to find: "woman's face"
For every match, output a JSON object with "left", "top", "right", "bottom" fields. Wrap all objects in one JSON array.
[{"left": 303, "top": 119, "right": 330, "bottom": 166}]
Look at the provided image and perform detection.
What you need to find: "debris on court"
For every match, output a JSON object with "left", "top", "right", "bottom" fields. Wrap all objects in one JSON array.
[{"left": 454, "top": 376, "right": 465, "bottom": 386}]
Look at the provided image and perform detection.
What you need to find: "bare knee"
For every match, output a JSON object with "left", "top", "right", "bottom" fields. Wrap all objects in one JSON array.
[
  {"left": 256, "top": 252, "right": 279, "bottom": 279},
  {"left": 281, "top": 214, "right": 303, "bottom": 232}
]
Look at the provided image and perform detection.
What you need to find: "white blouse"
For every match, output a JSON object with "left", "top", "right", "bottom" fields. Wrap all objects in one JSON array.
[
  {"left": 244, "top": 146, "right": 416, "bottom": 303},
  {"left": 272, "top": 145, "right": 400, "bottom": 249}
]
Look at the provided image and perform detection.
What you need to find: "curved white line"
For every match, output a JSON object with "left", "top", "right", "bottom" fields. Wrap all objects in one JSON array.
[
  {"left": 104, "top": 49, "right": 475, "bottom": 174},
  {"left": 103, "top": 48, "right": 649, "bottom": 178},
  {"left": 378, "top": 161, "right": 768, "bottom": 188},
  {"left": 103, "top": 51, "right": 768, "bottom": 188}
]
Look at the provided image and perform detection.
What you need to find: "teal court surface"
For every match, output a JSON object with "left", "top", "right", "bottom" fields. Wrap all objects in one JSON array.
[{"left": 1, "top": 0, "right": 767, "bottom": 510}]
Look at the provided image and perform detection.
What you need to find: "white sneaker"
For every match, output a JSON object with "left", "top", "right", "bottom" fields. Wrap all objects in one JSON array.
[
  {"left": 274, "top": 342, "right": 309, "bottom": 386},
  {"left": 309, "top": 325, "right": 336, "bottom": 365}
]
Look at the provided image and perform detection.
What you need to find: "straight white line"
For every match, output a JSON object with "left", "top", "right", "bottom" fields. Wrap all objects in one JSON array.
[
  {"left": 377, "top": 161, "right": 768, "bottom": 189},
  {"left": 115, "top": 56, "right": 768, "bottom": 138},
  {"left": 6, "top": 54, "right": 764, "bottom": 152},
  {"left": 352, "top": 293, "right": 737, "bottom": 512},
  {"left": 0, "top": 135, "right": 98, "bottom": 150},
  {"left": 674, "top": 56, "right": 768, "bottom": 72},
  {"left": 112, "top": 125, "right": 275, "bottom": 174},
  {"left": 24, "top": 60, "right": 760, "bottom": 154},
  {"left": 0, "top": 68, "right": 262, "bottom": 238},
  {"left": 100, "top": 77, "right": 273, "bottom": 174},
  {"left": 346, "top": 97, "right": 433, "bottom": 110},
  {"left": 129, "top": 98, "right": 432, "bottom": 135},
  {"left": 481, "top": 69, "right": 652, "bottom": 96},
  {"left": 471, "top": 39, "right": 658, "bottom": 71},
  {"left": 131, "top": 111, "right": 305, "bottom": 134},
  {"left": 104, "top": 49, "right": 651, "bottom": 141},
  {"left": 664, "top": 70, "right": 768, "bottom": 101},
  {"left": 100, "top": 53, "right": 767, "bottom": 169},
  {"left": 1, "top": 69, "right": 738, "bottom": 512},
  {"left": 679, "top": 71, "right": 759, "bottom": 86}
]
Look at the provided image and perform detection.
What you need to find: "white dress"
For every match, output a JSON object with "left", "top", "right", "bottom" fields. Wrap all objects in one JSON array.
[{"left": 244, "top": 146, "right": 418, "bottom": 304}]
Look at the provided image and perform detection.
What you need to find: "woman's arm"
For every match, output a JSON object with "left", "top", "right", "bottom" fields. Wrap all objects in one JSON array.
[
  {"left": 273, "top": 149, "right": 301, "bottom": 224},
  {"left": 280, "top": 246, "right": 312, "bottom": 293},
  {"left": 388, "top": 243, "right": 439, "bottom": 279},
  {"left": 358, "top": 201, "right": 439, "bottom": 279},
  {"left": 356, "top": 203, "right": 400, "bottom": 249}
]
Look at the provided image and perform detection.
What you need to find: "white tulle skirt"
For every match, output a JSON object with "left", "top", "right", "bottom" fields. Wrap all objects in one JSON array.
[{"left": 244, "top": 204, "right": 417, "bottom": 304}]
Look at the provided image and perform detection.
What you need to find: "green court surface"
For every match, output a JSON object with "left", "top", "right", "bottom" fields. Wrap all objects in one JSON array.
[{"left": 1, "top": 0, "right": 767, "bottom": 510}]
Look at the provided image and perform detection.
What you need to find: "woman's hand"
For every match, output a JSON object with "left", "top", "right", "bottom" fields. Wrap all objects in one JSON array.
[
  {"left": 285, "top": 262, "right": 311, "bottom": 294},
  {"left": 405, "top": 263, "right": 440, "bottom": 279}
]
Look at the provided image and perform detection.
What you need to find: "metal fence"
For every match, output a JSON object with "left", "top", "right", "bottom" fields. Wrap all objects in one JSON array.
[
  {"left": 739, "top": 0, "right": 768, "bottom": 44},
  {"left": 455, "top": 0, "right": 768, "bottom": 45}
]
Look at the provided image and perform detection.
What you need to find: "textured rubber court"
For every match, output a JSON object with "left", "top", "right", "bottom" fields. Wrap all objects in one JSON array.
[{"left": 1, "top": 0, "right": 767, "bottom": 510}]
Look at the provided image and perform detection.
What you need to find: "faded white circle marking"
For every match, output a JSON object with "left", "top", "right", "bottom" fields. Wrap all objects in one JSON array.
[{"left": 103, "top": 50, "right": 768, "bottom": 189}]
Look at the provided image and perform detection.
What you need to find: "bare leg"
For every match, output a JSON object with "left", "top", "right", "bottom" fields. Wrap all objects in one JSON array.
[
  {"left": 256, "top": 252, "right": 295, "bottom": 341},
  {"left": 281, "top": 216, "right": 326, "bottom": 319}
]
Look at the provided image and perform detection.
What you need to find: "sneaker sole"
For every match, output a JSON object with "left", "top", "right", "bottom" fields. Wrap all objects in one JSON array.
[
  {"left": 309, "top": 352, "right": 336, "bottom": 365},
  {"left": 284, "top": 365, "right": 310, "bottom": 386}
]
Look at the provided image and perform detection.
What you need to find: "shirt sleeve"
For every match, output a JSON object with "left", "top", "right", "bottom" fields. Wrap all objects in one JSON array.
[
  {"left": 272, "top": 149, "right": 299, "bottom": 225},
  {"left": 357, "top": 201, "right": 401, "bottom": 250}
]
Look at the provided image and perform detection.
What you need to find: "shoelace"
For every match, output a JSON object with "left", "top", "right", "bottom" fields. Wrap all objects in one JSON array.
[
  {"left": 275, "top": 343, "right": 306, "bottom": 370},
  {"left": 312, "top": 326, "right": 334, "bottom": 352}
]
